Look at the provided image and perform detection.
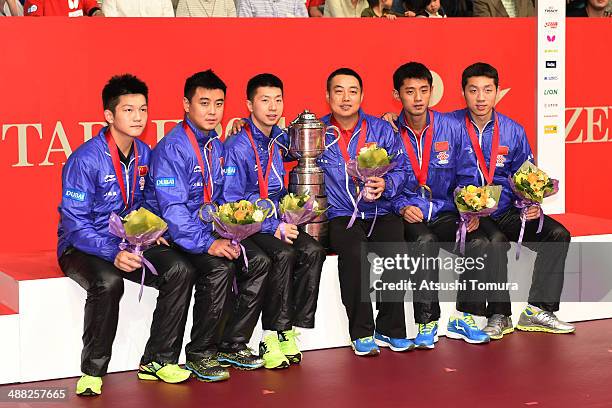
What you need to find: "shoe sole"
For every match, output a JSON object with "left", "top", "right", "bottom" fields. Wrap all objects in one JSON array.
[
  {"left": 217, "top": 359, "right": 264, "bottom": 371},
  {"left": 264, "top": 360, "right": 290, "bottom": 369},
  {"left": 516, "top": 324, "right": 575, "bottom": 334},
  {"left": 184, "top": 363, "right": 230, "bottom": 383},
  {"left": 488, "top": 327, "right": 515, "bottom": 340},
  {"left": 351, "top": 345, "right": 380, "bottom": 356},
  {"left": 415, "top": 335, "right": 439, "bottom": 350},
  {"left": 374, "top": 338, "right": 415, "bottom": 352},
  {"left": 446, "top": 330, "right": 490, "bottom": 344},
  {"left": 76, "top": 388, "right": 101, "bottom": 397},
  {"left": 137, "top": 371, "right": 191, "bottom": 384}
]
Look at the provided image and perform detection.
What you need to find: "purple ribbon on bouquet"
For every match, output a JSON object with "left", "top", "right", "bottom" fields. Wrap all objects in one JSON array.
[
  {"left": 109, "top": 212, "right": 164, "bottom": 302},
  {"left": 345, "top": 160, "right": 396, "bottom": 238},
  {"left": 508, "top": 177, "right": 558, "bottom": 260},
  {"left": 513, "top": 200, "right": 544, "bottom": 261},
  {"left": 210, "top": 213, "right": 264, "bottom": 293},
  {"left": 118, "top": 241, "right": 158, "bottom": 301},
  {"left": 455, "top": 213, "right": 472, "bottom": 256}
]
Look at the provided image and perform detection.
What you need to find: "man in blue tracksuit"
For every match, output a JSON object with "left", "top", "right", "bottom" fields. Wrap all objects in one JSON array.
[
  {"left": 389, "top": 62, "right": 491, "bottom": 348},
  {"left": 320, "top": 68, "right": 413, "bottom": 357},
  {"left": 450, "top": 62, "right": 573, "bottom": 338},
  {"left": 57, "top": 74, "right": 195, "bottom": 396},
  {"left": 145, "top": 70, "right": 270, "bottom": 380},
  {"left": 223, "top": 73, "right": 326, "bottom": 369}
]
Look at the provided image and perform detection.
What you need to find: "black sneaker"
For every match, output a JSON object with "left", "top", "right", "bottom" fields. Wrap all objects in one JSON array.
[
  {"left": 217, "top": 348, "right": 265, "bottom": 370},
  {"left": 185, "top": 354, "right": 230, "bottom": 382}
]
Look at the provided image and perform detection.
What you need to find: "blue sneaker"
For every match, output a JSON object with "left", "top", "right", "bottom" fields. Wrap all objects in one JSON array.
[
  {"left": 414, "top": 321, "right": 439, "bottom": 349},
  {"left": 446, "top": 313, "right": 490, "bottom": 344},
  {"left": 374, "top": 332, "right": 415, "bottom": 352},
  {"left": 351, "top": 336, "right": 380, "bottom": 356}
]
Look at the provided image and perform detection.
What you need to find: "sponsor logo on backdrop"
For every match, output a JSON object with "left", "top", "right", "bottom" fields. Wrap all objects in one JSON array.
[
  {"left": 546, "top": 61, "right": 557, "bottom": 68},
  {"left": 544, "top": 21, "right": 558, "bottom": 29},
  {"left": 545, "top": 103, "right": 559, "bottom": 108},
  {"left": 544, "top": 6, "right": 559, "bottom": 14},
  {"left": 544, "top": 89, "right": 559, "bottom": 96},
  {"left": 544, "top": 76, "right": 559, "bottom": 81},
  {"left": 565, "top": 106, "right": 611, "bottom": 143},
  {"left": 544, "top": 49, "right": 559, "bottom": 54},
  {"left": 544, "top": 125, "right": 558, "bottom": 135},
  {"left": 546, "top": 35, "right": 556, "bottom": 42}
]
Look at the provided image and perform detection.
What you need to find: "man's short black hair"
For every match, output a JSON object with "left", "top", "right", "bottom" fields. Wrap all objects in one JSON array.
[
  {"left": 461, "top": 62, "right": 499, "bottom": 90},
  {"left": 184, "top": 69, "right": 227, "bottom": 101},
  {"left": 102, "top": 74, "right": 148, "bottom": 113},
  {"left": 393, "top": 62, "right": 433, "bottom": 91},
  {"left": 326, "top": 68, "right": 363, "bottom": 92},
  {"left": 246, "top": 73, "right": 283, "bottom": 101}
]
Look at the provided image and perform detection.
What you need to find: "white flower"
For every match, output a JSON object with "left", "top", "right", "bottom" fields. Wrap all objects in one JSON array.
[
  {"left": 252, "top": 210, "right": 265, "bottom": 222},
  {"left": 486, "top": 198, "right": 496, "bottom": 208},
  {"left": 311, "top": 200, "right": 319, "bottom": 210}
]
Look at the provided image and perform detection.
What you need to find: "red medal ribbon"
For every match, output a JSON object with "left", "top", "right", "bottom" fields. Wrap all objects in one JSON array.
[
  {"left": 105, "top": 129, "right": 138, "bottom": 210},
  {"left": 399, "top": 110, "right": 435, "bottom": 187},
  {"left": 244, "top": 122, "right": 276, "bottom": 200},
  {"left": 183, "top": 122, "right": 214, "bottom": 204},
  {"left": 465, "top": 113, "right": 500, "bottom": 186}
]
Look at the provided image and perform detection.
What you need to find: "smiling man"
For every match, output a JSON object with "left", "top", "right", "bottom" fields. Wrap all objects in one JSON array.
[
  {"left": 319, "top": 67, "right": 412, "bottom": 357},
  {"left": 451, "top": 62, "right": 574, "bottom": 337},
  {"left": 223, "top": 73, "right": 326, "bottom": 370}
]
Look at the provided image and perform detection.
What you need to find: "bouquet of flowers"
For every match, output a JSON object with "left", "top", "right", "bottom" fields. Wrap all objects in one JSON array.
[
  {"left": 510, "top": 161, "right": 558, "bottom": 204},
  {"left": 345, "top": 142, "right": 397, "bottom": 236},
  {"left": 279, "top": 193, "right": 326, "bottom": 225},
  {"left": 508, "top": 161, "right": 559, "bottom": 259},
  {"left": 109, "top": 207, "right": 168, "bottom": 300},
  {"left": 453, "top": 185, "right": 502, "bottom": 254},
  {"left": 209, "top": 200, "right": 270, "bottom": 266}
]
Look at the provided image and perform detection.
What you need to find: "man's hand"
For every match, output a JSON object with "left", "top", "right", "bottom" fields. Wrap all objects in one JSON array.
[
  {"left": 275, "top": 223, "right": 299, "bottom": 244},
  {"left": 467, "top": 216, "right": 480, "bottom": 233},
  {"left": 229, "top": 119, "right": 246, "bottom": 136},
  {"left": 384, "top": 14, "right": 397, "bottom": 19},
  {"left": 405, "top": 10, "right": 416, "bottom": 17},
  {"left": 156, "top": 237, "right": 169, "bottom": 246},
  {"left": 365, "top": 177, "right": 385, "bottom": 200},
  {"left": 401, "top": 205, "right": 424, "bottom": 223},
  {"left": 381, "top": 112, "right": 399, "bottom": 132},
  {"left": 114, "top": 250, "right": 142, "bottom": 273},
  {"left": 525, "top": 206, "right": 541, "bottom": 221},
  {"left": 208, "top": 239, "right": 240, "bottom": 260}
]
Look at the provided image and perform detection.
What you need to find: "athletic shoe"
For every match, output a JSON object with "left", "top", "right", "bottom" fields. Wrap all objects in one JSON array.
[
  {"left": 76, "top": 375, "right": 102, "bottom": 396},
  {"left": 374, "top": 332, "right": 415, "bottom": 352},
  {"left": 414, "top": 321, "right": 439, "bottom": 349},
  {"left": 482, "top": 314, "right": 514, "bottom": 340},
  {"left": 516, "top": 305, "right": 575, "bottom": 334},
  {"left": 137, "top": 361, "right": 192, "bottom": 383},
  {"left": 351, "top": 336, "right": 380, "bottom": 356},
  {"left": 279, "top": 329, "right": 302, "bottom": 364},
  {"left": 185, "top": 355, "right": 230, "bottom": 382},
  {"left": 259, "top": 333, "right": 290, "bottom": 369},
  {"left": 446, "top": 313, "right": 490, "bottom": 344},
  {"left": 218, "top": 348, "right": 265, "bottom": 370}
]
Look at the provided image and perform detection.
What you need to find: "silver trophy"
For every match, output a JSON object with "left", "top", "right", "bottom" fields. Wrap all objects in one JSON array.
[{"left": 287, "top": 110, "right": 340, "bottom": 248}]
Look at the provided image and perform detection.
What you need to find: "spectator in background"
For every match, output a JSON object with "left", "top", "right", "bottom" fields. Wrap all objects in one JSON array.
[
  {"left": 472, "top": 0, "right": 535, "bottom": 17},
  {"left": 441, "top": 0, "right": 472, "bottom": 16},
  {"left": 361, "top": 0, "right": 410, "bottom": 17},
  {"left": 307, "top": 0, "right": 325, "bottom": 16},
  {"left": 176, "top": 0, "right": 236, "bottom": 16},
  {"left": 1, "top": 0, "right": 23, "bottom": 15},
  {"left": 415, "top": 0, "right": 446, "bottom": 17},
  {"left": 238, "top": 0, "right": 307, "bottom": 16},
  {"left": 102, "top": 0, "right": 175, "bottom": 17},
  {"left": 324, "top": 0, "right": 368, "bottom": 16},
  {"left": 567, "top": 0, "right": 610, "bottom": 16},
  {"left": 24, "top": 0, "right": 103, "bottom": 16}
]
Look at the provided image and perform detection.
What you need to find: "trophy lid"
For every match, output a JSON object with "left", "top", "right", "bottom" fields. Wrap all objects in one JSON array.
[{"left": 290, "top": 110, "right": 325, "bottom": 129}]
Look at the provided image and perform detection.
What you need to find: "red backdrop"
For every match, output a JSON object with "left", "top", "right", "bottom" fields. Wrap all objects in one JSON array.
[
  {"left": 1, "top": 18, "right": 540, "bottom": 252},
  {"left": 565, "top": 19, "right": 612, "bottom": 219}
]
